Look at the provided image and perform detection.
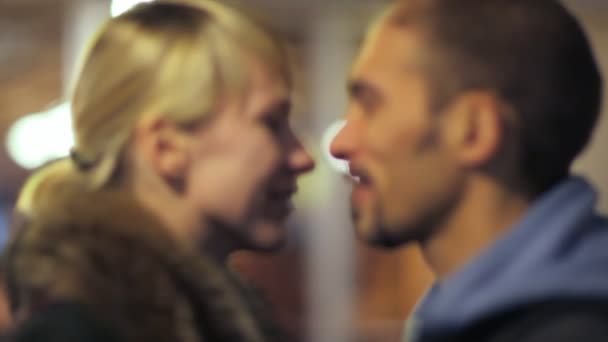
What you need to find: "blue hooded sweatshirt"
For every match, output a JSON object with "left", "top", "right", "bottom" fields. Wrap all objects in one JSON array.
[{"left": 406, "top": 176, "right": 608, "bottom": 342}]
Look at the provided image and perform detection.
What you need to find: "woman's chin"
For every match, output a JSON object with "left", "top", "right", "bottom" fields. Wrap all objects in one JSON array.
[{"left": 246, "top": 219, "right": 288, "bottom": 252}]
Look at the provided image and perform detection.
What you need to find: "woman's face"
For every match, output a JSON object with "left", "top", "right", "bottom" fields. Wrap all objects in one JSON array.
[{"left": 183, "top": 64, "right": 315, "bottom": 252}]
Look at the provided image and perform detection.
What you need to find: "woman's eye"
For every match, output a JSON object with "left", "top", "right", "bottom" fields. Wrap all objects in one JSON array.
[{"left": 263, "top": 116, "right": 283, "bottom": 133}]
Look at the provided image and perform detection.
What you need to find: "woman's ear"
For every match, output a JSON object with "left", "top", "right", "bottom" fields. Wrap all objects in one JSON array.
[{"left": 133, "top": 117, "right": 191, "bottom": 183}]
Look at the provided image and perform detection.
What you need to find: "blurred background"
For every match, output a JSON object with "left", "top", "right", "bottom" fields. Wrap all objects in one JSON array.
[{"left": 0, "top": 0, "right": 607, "bottom": 341}]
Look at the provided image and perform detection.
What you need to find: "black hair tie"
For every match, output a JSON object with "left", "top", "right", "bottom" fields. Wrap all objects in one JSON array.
[{"left": 69, "top": 148, "right": 97, "bottom": 171}]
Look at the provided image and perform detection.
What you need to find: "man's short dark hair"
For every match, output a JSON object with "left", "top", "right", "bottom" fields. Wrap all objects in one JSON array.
[{"left": 391, "top": 0, "right": 603, "bottom": 194}]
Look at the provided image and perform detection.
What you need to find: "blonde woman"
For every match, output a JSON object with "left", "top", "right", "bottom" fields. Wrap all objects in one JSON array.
[{"left": 2, "top": 0, "right": 314, "bottom": 341}]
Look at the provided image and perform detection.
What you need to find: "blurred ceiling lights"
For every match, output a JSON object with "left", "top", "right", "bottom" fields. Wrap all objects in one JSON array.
[
  {"left": 111, "top": 0, "right": 152, "bottom": 17},
  {"left": 6, "top": 102, "right": 74, "bottom": 170},
  {"left": 5, "top": 0, "right": 152, "bottom": 170}
]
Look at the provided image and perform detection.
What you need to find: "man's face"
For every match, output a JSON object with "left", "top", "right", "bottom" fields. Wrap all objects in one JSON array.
[
  {"left": 330, "top": 23, "right": 464, "bottom": 248},
  {"left": 186, "top": 63, "right": 315, "bottom": 251}
]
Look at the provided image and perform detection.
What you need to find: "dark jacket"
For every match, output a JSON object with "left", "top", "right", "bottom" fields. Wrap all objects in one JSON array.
[
  {"left": 2, "top": 188, "right": 283, "bottom": 342},
  {"left": 453, "top": 299, "right": 608, "bottom": 341},
  {"left": 405, "top": 177, "right": 608, "bottom": 342}
]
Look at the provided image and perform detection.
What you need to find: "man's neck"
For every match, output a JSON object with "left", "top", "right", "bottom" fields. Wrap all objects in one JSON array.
[{"left": 420, "top": 177, "right": 531, "bottom": 280}]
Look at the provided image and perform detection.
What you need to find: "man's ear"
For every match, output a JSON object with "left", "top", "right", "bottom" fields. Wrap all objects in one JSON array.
[
  {"left": 133, "top": 117, "right": 191, "bottom": 182},
  {"left": 441, "top": 92, "right": 504, "bottom": 168}
]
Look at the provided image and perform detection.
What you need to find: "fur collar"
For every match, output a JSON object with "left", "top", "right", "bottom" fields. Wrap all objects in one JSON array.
[{"left": 4, "top": 188, "right": 283, "bottom": 341}]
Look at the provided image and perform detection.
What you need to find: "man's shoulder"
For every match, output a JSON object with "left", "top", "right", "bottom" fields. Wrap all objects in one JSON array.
[{"left": 458, "top": 298, "right": 608, "bottom": 342}]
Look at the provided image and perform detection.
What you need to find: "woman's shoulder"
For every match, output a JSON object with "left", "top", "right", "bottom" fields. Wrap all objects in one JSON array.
[{"left": 2, "top": 189, "right": 186, "bottom": 340}]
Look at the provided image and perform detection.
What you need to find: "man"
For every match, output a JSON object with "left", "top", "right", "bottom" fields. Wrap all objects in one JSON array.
[{"left": 331, "top": 0, "right": 608, "bottom": 341}]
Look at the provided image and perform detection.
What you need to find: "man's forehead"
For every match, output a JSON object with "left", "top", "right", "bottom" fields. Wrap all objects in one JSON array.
[{"left": 351, "top": 23, "right": 425, "bottom": 79}]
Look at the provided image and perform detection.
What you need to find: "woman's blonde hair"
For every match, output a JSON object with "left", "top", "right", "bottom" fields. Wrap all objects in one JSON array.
[{"left": 68, "top": 0, "right": 290, "bottom": 188}]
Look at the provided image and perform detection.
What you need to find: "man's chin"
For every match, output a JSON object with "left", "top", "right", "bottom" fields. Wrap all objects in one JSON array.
[
  {"left": 360, "top": 229, "right": 411, "bottom": 249},
  {"left": 354, "top": 211, "right": 418, "bottom": 249}
]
